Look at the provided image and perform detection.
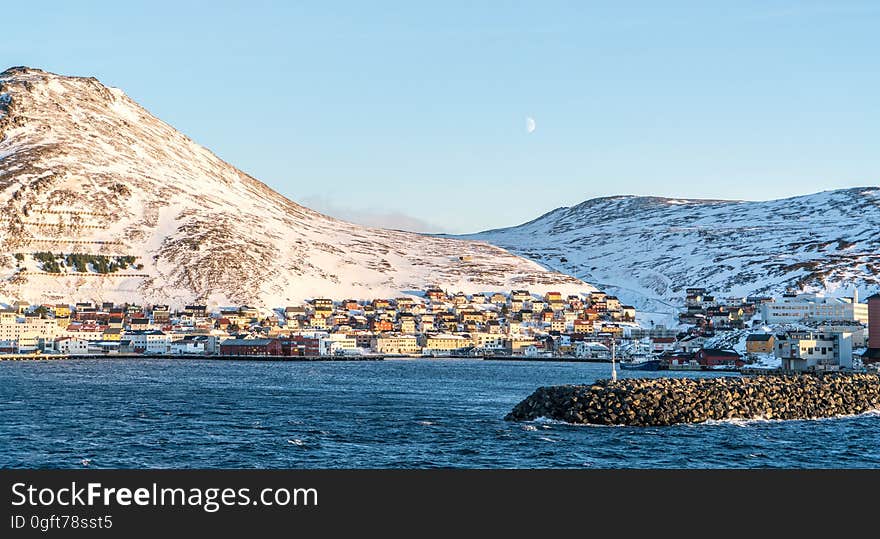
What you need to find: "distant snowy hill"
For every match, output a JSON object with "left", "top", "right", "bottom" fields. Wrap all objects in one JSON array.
[
  {"left": 464, "top": 188, "right": 880, "bottom": 313},
  {"left": 0, "top": 67, "right": 590, "bottom": 308}
]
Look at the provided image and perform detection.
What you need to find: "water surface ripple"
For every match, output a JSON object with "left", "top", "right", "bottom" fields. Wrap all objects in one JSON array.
[{"left": 2, "top": 358, "right": 878, "bottom": 468}]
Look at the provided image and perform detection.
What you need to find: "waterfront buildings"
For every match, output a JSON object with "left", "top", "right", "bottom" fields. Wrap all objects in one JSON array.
[{"left": 0, "top": 287, "right": 636, "bottom": 359}]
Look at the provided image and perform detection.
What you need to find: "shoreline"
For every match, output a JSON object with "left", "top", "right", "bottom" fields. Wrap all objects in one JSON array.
[
  {"left": 0, "top": 353, "right": 764, "bottom": 372},
  {"left": 0, "top": 353, "right": 616, "bottom": 363},
  {"left": 0, "top": 353, "right": 669, "bottom": 365}
]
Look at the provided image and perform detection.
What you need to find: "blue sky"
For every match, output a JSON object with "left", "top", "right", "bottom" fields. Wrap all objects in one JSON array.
[{"left": 2, "top": 1, "right": 878, "bottom": 233}]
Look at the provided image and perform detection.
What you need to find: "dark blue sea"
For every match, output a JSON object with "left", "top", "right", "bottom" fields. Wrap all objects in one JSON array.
[{"left": 1, "top": 358, "right": 878, "bottom": 468}]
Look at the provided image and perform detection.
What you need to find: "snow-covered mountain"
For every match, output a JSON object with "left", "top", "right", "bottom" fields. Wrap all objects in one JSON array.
[
  {"left": 0, "top": 67, "right": 589, "bottom": 308},
  {"left": 465, "top": 189, "right": 880, "bottom": 313}
]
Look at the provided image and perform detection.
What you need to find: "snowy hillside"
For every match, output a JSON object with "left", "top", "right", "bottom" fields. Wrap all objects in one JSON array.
[
  {"left": 464, "top": 189, "right": 880, "bottom": 313},
  {"left": 0, "top": 67, "right": 590, "bottom": 308}
]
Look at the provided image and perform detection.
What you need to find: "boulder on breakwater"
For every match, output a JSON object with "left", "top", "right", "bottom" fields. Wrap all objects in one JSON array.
[{"left": 505, "top": 374, "right": 880, "bottom": 426}]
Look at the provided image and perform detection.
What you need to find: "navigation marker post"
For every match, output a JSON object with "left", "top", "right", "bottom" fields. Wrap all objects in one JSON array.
[{"left": 611, "top": 340, "right": 617, "bottom": 382}]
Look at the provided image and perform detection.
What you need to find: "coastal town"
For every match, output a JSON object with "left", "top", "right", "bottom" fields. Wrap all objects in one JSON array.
[{"left": 2, "top": 284, "right": 880, "bottom": 373}]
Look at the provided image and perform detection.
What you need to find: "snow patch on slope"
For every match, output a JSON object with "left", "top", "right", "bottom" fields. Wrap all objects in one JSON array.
[
  {"left": 0, "top": 67, "right": 593, "bottom": 307},
  {"left": 465, "top": 189, "right": 880, "bottom": 313}
]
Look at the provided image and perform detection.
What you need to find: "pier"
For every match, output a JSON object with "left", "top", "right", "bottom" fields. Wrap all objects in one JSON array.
[{"left": 506, "top": 373, "right": 880, "bottom": 426}]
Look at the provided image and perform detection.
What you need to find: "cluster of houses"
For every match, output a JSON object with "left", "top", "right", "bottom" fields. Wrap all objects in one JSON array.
[
  {"left": 0, "top": 288, "right": 641, "bottom": 358},
  {"left": 5, "top": 284, "right": 880, "bottom": 373},
  {"left": 0, "top": 301, "right": 216, "bottom": 356},
  {"left": 664, "top": 287, "right": 879, "bottom": 373}
]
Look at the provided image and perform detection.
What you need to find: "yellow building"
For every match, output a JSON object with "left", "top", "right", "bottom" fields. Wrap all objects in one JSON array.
[
  {"left": 421, "top": 334, "right": 472, "bottom": 354},
  {"left": 605, "top": 296, "right": 621, "bottom": 312},
  {"left": 398, "top": 316, "right": 417, "bottom": 334},
  {"left": 308, "top": 315, "right": 328, "bottom": 330},
  {"left": 544, "top": 291, "right": 563, "bottom": 303},
  {"left": 102, "top": 328, "right": 123, "bottom": 341},
  {"left": 745, "top": 333, "right": 775, "bottom": 354},
  {"left": 471, "top": 332, "right": 505, "bottom": 350},
  {"left": 373, "top": 335, "right": 422, "bottom": 355},
  {"left": 489, "top": 293, "right": 506, "bottom": 305},
  {"left": 506, "top": 337, "right": 537, "bottom": 354},
  {"left": 461, "top": 311, "right": 483, "bottom": 323},
  {"left": 0, "top": 309, "right": 17, "bottom": 324}
]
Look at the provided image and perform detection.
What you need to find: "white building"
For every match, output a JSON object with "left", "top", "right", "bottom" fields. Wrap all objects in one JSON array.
[
  {"left": 675, "top": 334, "right": 707, "bottom": 353},
  {"left": 0, "top": 312, "right": 60, "bottom": 352},
  {"left": 522, "top": 345, "right": 541, "bottom": 357},
  {"left": 170, "top": 339, "right": 207, "bottom": 355},
  {"left": 55, "top": 337, "right": 91, "bottom": 355},
  {"left": 574, "top": 341, "right": 611, "bottom": 360},
  {"left": 651, "top": 337, "right": 677, "bottom": 354},
  {"left": 761, "top": 292, "right": 867, "bottom": 324},
  {"left": 814, "top": 322, "right": 867, "bottom": 348},
  {"left": 62, "top": 326, "right": 107, "bottom": 342},
  {"left": 775, "top": 331, "right": 853, "bottom": 371},
  {"left": 128, "top": 330, "right": 171, "bottom": 354},
  {"left": 319, "top": 333, "right": 358, "bottom": 356}
]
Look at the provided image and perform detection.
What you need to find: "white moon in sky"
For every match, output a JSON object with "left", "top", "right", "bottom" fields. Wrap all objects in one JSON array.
[{"left": 526, "top": 116, "right": 536, "bottom": 133}]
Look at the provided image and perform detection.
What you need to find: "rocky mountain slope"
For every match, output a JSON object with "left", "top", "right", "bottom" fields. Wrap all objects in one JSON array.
[
  {"left": 0, "top": 67, "right": 589, "bottom": 308},
  {"left": 465, "top": 188, "right": 880, "bottom": 313}
]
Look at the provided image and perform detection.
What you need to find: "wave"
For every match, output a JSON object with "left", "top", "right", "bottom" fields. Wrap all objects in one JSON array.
[
  {"left": 522, "top": 409, "right": 880, "bottom": 429},
  {"left": 700, "top": 409, "right": 880, "bottom": 427},
  {"left": 527, "top": 417, "right": 623, "bottom": 428}
]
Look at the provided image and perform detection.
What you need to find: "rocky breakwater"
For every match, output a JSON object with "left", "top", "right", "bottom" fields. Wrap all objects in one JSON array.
[{"left": 505, "top": 374, "right": 880, "bottom": 426}]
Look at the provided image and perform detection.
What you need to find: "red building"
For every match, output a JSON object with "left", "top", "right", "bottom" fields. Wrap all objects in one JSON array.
[
  {"left": 75, "top": 310, "right": 110, "bottom": 323},
  {"left": 219, "top": 338, "right": 282, "bottom": 356},
  {"left": 867, "top": 294, "right": 880, "bottom": 349},
  {"left": 863, "top": 294, "right": 880, "bottom": 364},
  {"left": 371, "top": 319, "right": 393, "bottom": 332},
  {"left": 695, "top": 348, "right": 744, "bottom": 368},
  {"left": 278, "top": 336, "right": 320, "bottom": 356}
]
